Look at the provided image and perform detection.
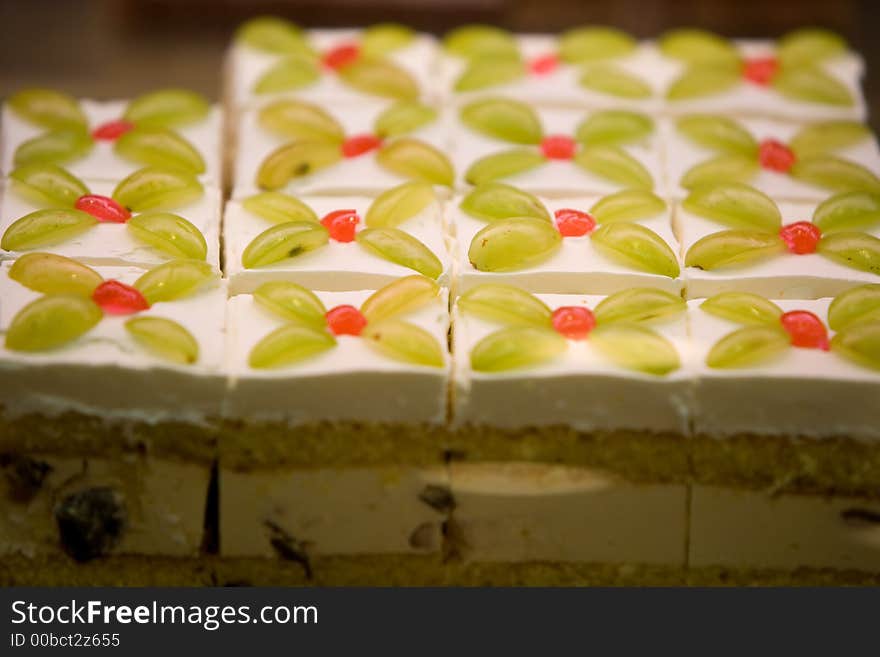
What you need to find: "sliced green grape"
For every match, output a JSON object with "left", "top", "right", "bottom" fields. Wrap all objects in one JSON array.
[
  {"left": 789, "top": 156, "right": 880, "bottom": 194},
  {"left": 590, "top": 323, "right": 680, "bottom": 375},
  {"left": 115, "top": 127, "right": 206, "bottom": 174},
  {"left": 459, "top": 182, "right": 550, "bottom": 223},
  {"left": 666, "top": 65, "right": 740, "bottom": 100},
  {"left": 676, "top": 114, "right": 758, "bottom": 156},
  {"left": 682, "top": 182, "right": 782, "bottom": 231},
  {"left": 127, "top": 212, "right": 208, "bottom": 260},
  {"left": 254, "top": 54, "right": 320, "bottom": 94},
  {"left": 772, "top": 65, "right": 853, "bottom": 107},
  {"left": 681, "top": 154, "right": 759, "bottom": 190},
  {"left": 831, "top": 322, "right": 880, "bottom": 372},
  {"left": 778, "top": 28, "right": 848, "bottom": 68},
  {"left": 455, "top": 57, "right": 526, "bottom": 92},
  {"left": 816, "top": 231, "right": 880, "bottom": 274},
  {"left": 375, "top": 139, "right": 454, "bottom": 187},
  {"left": 591, "top": 222, "right": 680, "bottom": 277},
  {"left": 789, "top": 121, "right": 870, "bottom": 159},
  {"left": 658, "top": 29, "right": 740, "bottom": 65},
  {"left": 8, "top": 252, "right": 103, "bottom": 296},
  {"left": 249, "top": 324, "right": 336, "bottom": 369},
  {"left": 5, "top": 294, "right": 102, "bottom": 352},
  {"left": 827, "top": 284, "right": 880, "bottom": 331},
  {"left": 236, "top": 16, "right": 313, "bottom": 55},
  {"left": 574, "top": 110, "right": 654, "bottom": 147},
  {"left": 362, "top": 319, "right": 444, "bottom": 367},
  {"left": 8, "top": 88, "right": 87, "bottom": 130},
  {"left": 1, "top": 209, "right": 97, "bottom": 251},
  {"left": 573, "top": 145, "right": 654, "bottom": 190},
  {"left": 256, "top": 140, "right": 343, "bottom": 190},
  {"left": 241, "top": 220, "right": 329, "bottom": 268},
  {"left": 464, "top": 150, "right": 546, "bottom": 186},
  {"left": 700, "top": 292, "right": 783, "bottom": 326},
  {"left": 360, "top": 275, "right": 440, "bottom": 323},
  {"left": 365, "top": 181, "right": 436, "bottom": 228},
  {"left": 458, "top": 284, "right": 552, "bottom": 327},
  {"left": 460, "top": 98, "right": 543, "bottom": 145},
  {"left": 253, "top": 281, "right": 327, "bottom": 327},
  {"left": 123, "top": 89, "right": 209, "bottom": 128},
  {"left": 361, "top": 23, "right": 415, "bottom": 56},
  {"left": 593, "top": 288, "right": 686, "bottom": 326},
  {"left": 706, "top": 325, "right": 790, "bottom": 368},
  {"left": 258, "top": 100, "right": 345, "bottom": 142},
  {"left": 813, "top": 191, "right": 880, "bottom": 234},
  {"left": 9, "top": 162, "right": 89, "bottom": 207},
  {"left": 113, "top": 167, "right": 203, "bottom": 212},
  {"left": 374, "top": 101, "right": 437, "bottom": 138},
  {"left": 442, "top": 25, "right": 519, "bottom": 60},
  {"left": 558, "top": 26, "right": 636, "bottom": 63},
  {"left": 125, "top": 316, "right": 198, "bottom": 365},
  {"left": 356, "top": 227, "right": 442, "bottom": 278},
  {"left": 685, "top": 230, "right": 784, "bottom": 270},
  {"left": 589, "top": 189, "right": 666, "bottom": 224},
  {"left": 470, "top": 326, "right": 566, "bottom": 372},
  {"left": 578, "top": 65, "right": 652, "bottom": 99},
  {"left": 338, "top": 58, "right": 419, "bottom": 100},
  {"left": 133, "top": 259, "right": 216, "bottom": 303},
  {"left": 468, "top": 217, "right": 561, "bottom": 272},
  {"left": 242, "top": 192, "right": 319, "bottom": 225},
  {"left": 13, "top": 128, "right": 94, "bottom": 167}
]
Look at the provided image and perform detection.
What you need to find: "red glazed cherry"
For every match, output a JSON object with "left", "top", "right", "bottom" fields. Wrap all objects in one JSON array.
[
  {"left": 780, "top": 310, "right": 830, "bottom": 350},
  {"left": 320, "top": 209, "right": 360, "bottom": 242},
  {"left": 75, "top": 194, "right": 131, "bottom": 223},
  {"left": 551, "top": 306, "right": 596, "bottom": 340},
  {"left": 91, "top": 119, "right": 135, "bottom": 141},
  {"left": 554, "top": 208, "right": 596, "bottom": 237},
  {"left": 742, "top": 57, "right": 779, "bottom": 86},
  {"left": 325, "top": 304, "right": 367, "bottom": 336},
  {"left": 341, "top": 134, "right": 383, "bottom": 158},
  {"left": 541, "top": 135, "right": 577, "bottom": 160},
  {"left": 758, "top": 139, "right": 796, "bottom": 173},
  {"left": 322, "top": 43, "right": 361, "bottom": 70},
  {"left": 779, "top": 221, "right": 822, "bottom": 254},
  {"left": 529, "top": 54, "right": 559, "bottom": 75},
  {"left": 92, "top": 280, "right": 150, "bottom": 315}
]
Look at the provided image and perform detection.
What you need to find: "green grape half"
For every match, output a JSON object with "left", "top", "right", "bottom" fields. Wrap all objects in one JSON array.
[
  {"left": 5, "top": 294, "right": 102, "bottom": 352},
  {"left": 590, "top": 222, "right": 680, "bottom": 277},
  {"left": 682, "top": 182, "right": 782, "bottom": 231},
  {"left": 114, "top": 127, "right": 206, "bottom": 174},
  {"left": 789, "top": 156, "right": 880, "bottom": 195},
  {"left": 658, "top": 29, "right": 740, "bottom": 65},
  {"left": 685, "top": 230, "right": 785, "bottom": 270},
  {"left": 249, "top": 324, "right": 336, "bottom": 369},
  {"left": 468, "top": 217, "right": 562, "bottom": 272},
  {"left": 123, "top": 89, "right": 210, "bottom": 128},
  {"left": 8, "top": 88, "right": 88, "bottom": 130},
  {"left": 375, "top": 139, "right": 454, "bottom": 187},
  {"left": 789, "top": 120, "right": 870, "bottom": 159},
  {"left": 457, "top": 283, "right": 552, "bottom": 327},
  {"left": 365, "top": 181, "right": 437, "bottom": 228},
  {"left": 13, "top": 129, "right": 94, "bottom": 168},
  {"left": 355, "top": 227, "right": 442, "bottom": 279},
  {"left": 360, "top": 275, "right": 440, "bottom": 323},
  {"left": 666, "top": 65, "right": 740, "bottom": 100},
  {"left": 465, "top": 150, "right": 546, "bottom": 186},
  {"left": 681, "top": 154, "right": 759, "bottom": 190},
  {"left": 593, "top": 288, "right": 686, "bottom": 326},
  {"left": 256, "top": 141, "right": 342, "bottom": 190},
  {"left": 460, "top": 98, "right": 543, "bottom": 145},
  {"left": 812, "top": 191, "right": 880, "bottom": 234},
  {"left": 816, "top": 231, "right": 880, "bottom": 274},
  {"left": 778, "top": 28, "right": 848, "bottom": 67},
  {"left": 241, "top": 220, "right": 329, "bottom": 268},
  {"left": 127, "top": 212, "right": 208, "bottom": 260},
  {"left": 459, "top": 182, "right": 550, "bottom": 223},
  {"left": 362, "top": 319, "right": 445, "bottom": 367},
  {"left": 242, "top": 192, "right": 319, "bottom": 225},
  {"left": 772, "top": 65, "right": 853, "bottom": 107},
  {"left": 8, "top": 252, "right": 103, "bottom": 296},
  {"left": 9, "top": 162, "right": 89, "bottom": 207},
  {"left": 134, "top": 259, "right": 216, "bottom": 304},
  {"left": 360, "top": 23, "right": 416, "bottom": 57},
  {"left": 573, "top": 145, "right": 654, "bottom": 189},
  {"left": 676, "top": 114, "right": 758, "bottom": 156},
  {"left": 455, "top": 58, "right": 526, "bottom": 92},
  {"left": 830, "top": 321, "right": 880, "bottom": 372},
  {"left": 254, "top": 54, "right": 320, "bottom": 94},
  {"left": 253, "top": 281, "right": 327, "bottom": 328},
  {"left": 589, "top": 189, "right": 666, "bottom": 224},
  {"left": 558, "top": 26, "right": 636, "bottom": 63},
  {"left": 235, "top": 16, "right": 313, "bottom": 55},
  {"left": 827, "top": 284, "right": 880, "bottom": 331},
  {"left": 125, "top": 316, "right": 199, "bottom": 365},
  {"left": 578, "top": 65, "right": 652, "bottom": 100},
  {"left": 706, "top": 325, "right": 791, "bottom": 368},
  {"left": 700, "top": 292, "right": 783, "bottom": 326},
  {"left": 258, "top": 100, "right": 345, "bottom": 142},
  {"left": 1, "top": 209, "right": 97, "bottom": 251},
  {"left": 338, "top": 58, "right": 419, "bottom": 101},
  {"left": 443, "top": 25, "right": 519, "bottom": 60},
  {"left": 590, "top": 323, "right": 680, "bottom": 375},
  {"left": 113, "top": 167, "right": 204, "bottom": 212},
  {"left": 575, "top": 110, "right": 654, "bottom": 147},
  {"left": 470, "top": 326, "right": 566, "bottom": 372},
  {"left": 374, "top": 101, "right": 437, "bottom": 139}
]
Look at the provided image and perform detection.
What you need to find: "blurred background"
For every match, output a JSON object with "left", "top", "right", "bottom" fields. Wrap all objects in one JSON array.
[{"left": 0, "top": 0, "right": 876, "bottom": 127}]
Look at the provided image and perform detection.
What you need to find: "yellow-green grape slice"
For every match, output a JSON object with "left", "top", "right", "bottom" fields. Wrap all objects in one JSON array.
[
  {"left": 125, "top": 316, "right": 198, "bottom": 365},
  {"left": 454, "top": 57, "right": 525, "bottom": 92},
  {"left": 465, "top": 150, "right": 546, "bottom": 186},
  {"left": 676, "top": 114, "right": 759, "bottom": 156},
  {"left": 253, "top": 281, "right": 327, "bottom": 327},
  {"left": 789, "top": 121, "right": 870, "bottom": 159},
  {"left": 242, "top": 192, "right": 319, "bottom": 225},
  {"left": 700, "top": 292, "right": 783, "bottom": 326},
  {"left": 235, "top": 16, "right": 313, "bottom": 55},
  {"left": 460, "top": 98, "right": 543, "bottom": 145},
  {"left": 590, "top": 323, "right": 680, "bottom": 375},
  {"left": 10, "top": 162, "right": 89, "bottom": 207},
  {"left": 113, "top": 167, "right": 203, "bottom": 212},
  {"left": 5, "top": 294, "right": 102, "bottom": 352},
  {"left": 374, "top": 101, "right": 437, "bottom": 139},
  {"left": 458, "top": 283, "right": 552, "bottom": 327},
  {"left": 706, "top": 325, "right": 790, "bottom": 368},
  {"left": 365, "top": 181, "right": 436, "bottom": 228},
  {"left": 682, "top": 183, "right": 782, "bottom": 231},
  {"left": 813, "top": 191, "right": 880, "bottom": 234},
  {"left": 361, "top": 23, "right": 415, "bottom": 56},
  {"left": 666, "top": 65, "right": 741, "bottom": 100},
  {"left": 789, "top": 156, "right": 880, "bottom": 194},
  {"left": 659, "top": 29, "right": 740, "bottom": 65},
  {"left": 589, "top": 189, "right": 666, "bottom": 224},
  {"left": 14, "top": 129, "right": 94, "bottom": 167},
  {"left": 360, "top": 275, "right": 440, "bottom": 323},
  {"left": 258, "top": 99, "right": 345, "bottom": 142},
  {"left": 573, "top": 145, "right": 654, "bottom": 190},
  {"left": 468, "top": 217, "right": 561, "bottom": 272},
  {"left": 249, "top": 324, "right": 336, "bottom": 369},
  {"left": 133, "top": 259, "right": 215, "bottom": 304},
  {"left": 459, "top": 182, "right": 550, "bottom": 223},
  {"left": 241, "top": 220, "right": 329, "bottom": 268},
  {"left": 8, "top": 88, "right": 87, "bottom": 130},
  {"left": 123, "top": 89, "right": 209, "bottom": 128},
  {"left": 127, "top": 212, "right": 208, "bottom": 260},
  {"left": 593, "top": 288, "right": 686, "bottom": 326},
  {"left": 772, "top": 65, "right": 853, "bottom": 107},
  {"left": 681, "top": 154, "right": 759, "bottom": 190},
  {"left": 375, "top": 139, "right": 454, "bottom": 187},
  {"left": 558, "top": 26, "right": 636, "bottom": 63},
  {"left": 443, "top": 25, "right": 519, "bottom": 60},
  {"left": 362, "top": 319, "right": 444, "bottom": 367},
  {"left": 685, "top": 230, "right": 785, "bottom": 270},
  {"left": 338, "top": 58, "right": 419, "bottom": 101},
  {"left": 591, "top": 222, "right": 680, "bottom": 278},
  {"left": 1, "top": 209, "right": 97, "bottom": 251},
  {"left": 831, "top": 322, "right": 880, "bottom": 372},
  {"left": 574, "top": 110, "right": 654, "bottom": 147},
  {"left": 827, "top": 284, "right": 880, "bottom": 331},
  {"left": 254, "top": 54, "right": 320, "bottom": 94},
  {"left": 778, "top": 28, "right": 848, "bottom": 68},
  {"left": 816, "top": 231, "right": 880, "bottom": 275},
  {"left": 471, "top": 326, "right": 566, "bottom": 372},
  {"left": 356, "top": 227, "right": 442, "bottom": 278},
  {"left": 256, "top": 141, "right": 343, "bottom": 190},
  {"left": 114, "top": 127, "right": 206, "bottom": 175},
  {"left": 8, "top": 252, "right": 103, "bottom": 296},
  {"left": 578, "top": 65, "right": 652, "bottom": 99}
]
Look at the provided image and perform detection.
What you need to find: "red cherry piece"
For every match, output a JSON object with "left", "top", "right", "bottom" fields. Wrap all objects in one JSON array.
[
  {"left": 554, "top": 208, "right": 596, "bottom": 237},
  {"left": 322, "top": 43, "right": 361, "bottom": 70},
  {"left": 551, "top": 305, "right": 596, "bottom": 340},
  {"left": 92, "top": 280, "right": 150, "bottom": 315},
  {"left": 75, "top": 194, "right": 131, "bottom": 223},
  {"left": 779, "top": 221, "right": 822, "bottom": 255},
  {"left": 541, "top": 135, "right": 577, "bottom": 160},
  {"left": 758, "top": 139, "right": 796, "bottom": 173},
  {"left": 529, "top": 53, "right": 559, "bottom": 75},
  {"left": 742, "top": 57, "right": 779, "bottom": 86},
  {"left": 91, "top": 119, "right": 135, "bottom": 141},
  {"left": 341, "top": 134, "right": 383, "bottom": 158},
  {"left": 321, "top": 209, "right": 360, "bottom": 242},
  {"left": 325, "top": 304, "right": 367, "bottom": 336},
  {"left": 780, "top": 310, "right": 830, "bottom": 351}
]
